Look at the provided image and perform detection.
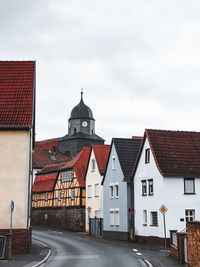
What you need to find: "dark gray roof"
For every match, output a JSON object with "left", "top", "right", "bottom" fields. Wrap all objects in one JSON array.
[
  {"left": 113, "top": 138, "right": 142, "bottom": 181},
  {"left": 70, "top": 94, "right": 94, "bottom": 120},
  {"left": 61, "top": 132, "right": 104, "bottom": 141}
]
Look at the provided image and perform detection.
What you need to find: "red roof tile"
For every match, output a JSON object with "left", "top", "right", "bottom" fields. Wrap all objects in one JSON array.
[
  {"left": 33, "top": 149, "right": 71, "bottom": 169},
  {"left": 93, "top": 144, "right": 110, "bottom": 175},
  {"left": 35, "top": 139, "right": 59, "bottom": 151},
  {"left": 36, "top": 147, "right": 91, "bottom": 187},
  {"left": 32, "top": 173, "right": 58, "bottom": 192},
  {"left": 133, "top": 129, "right": 200, "bottom": 177},
  {"left": 0, "top": 61, "right": 35, "bottom": 127}
]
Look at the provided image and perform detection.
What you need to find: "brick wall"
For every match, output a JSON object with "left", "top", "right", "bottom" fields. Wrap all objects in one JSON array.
[
  {"left": 32, "top": 207, "right": 85, "bottom": 232},
  {"left": 187, "top": 221, "right": 200, "bottom": 267},
  {"left": 0, "top": 228, "right": 30, "bottom": 254}
]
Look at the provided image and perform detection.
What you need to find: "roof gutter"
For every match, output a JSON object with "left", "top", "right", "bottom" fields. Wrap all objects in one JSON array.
[{"left": 0, "top": 126, "right": 32, "bottom": 130}]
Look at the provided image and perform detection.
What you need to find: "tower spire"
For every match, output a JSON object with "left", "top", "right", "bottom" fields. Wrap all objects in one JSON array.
[{"left": 81, "top": 88, "right": 83, "bottom": 101}]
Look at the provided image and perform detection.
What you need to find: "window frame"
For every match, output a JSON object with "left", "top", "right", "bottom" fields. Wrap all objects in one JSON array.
[
  {"left": 145, "top": 148, "right": 150, "bottom": 164},
  {"left": 114, "top": 183, "right": 119, "bottom": 198},
  {"left": 143, "top": 210, "right": 147, "bottom": 226},
  {"left": 184, "top": 178, "right": 195, "bottom": 194},
  {"left": 148, "top": 179, "right": 154, "bottom": 195},
  {"left": 150, "top": 211, "right": 158, "bottom": 226},
  {"left": 45, "top": 192, "right": 48, "bottom": 201},
  {"left": 185, "top": 209, "right": 195, "bottom": 223},
  {"left": 110, "top": 209, "right": 114, "bottom": 226},
  {"left": 109, "top": 184, "right": 114, "bottom": 198},
  {"left": 58, "top": 190, "right": 61, "bottom": 201},
  {"left": 142, "top": 180, "right": 147, "bottom": 196},
  {"left": 91, "top": 159, "right": 96, "bottom": 171},
  {"left": 114, "top": 208, "right": 120, "bottom": 226},
  {"left": 87, "top": 185, "right": 92, "bottom": 198},
  {"left": 112, "top": 156, "right": 116, "bottom": 170},
  {"left": 34, "top": 193, "right": 37, "bottom": 202},
  {"left": 71, "top": 188, "right": 75, "bottom": 200},
  {"left": 95, "top": 183, "right": 99, "bottom": 197}
]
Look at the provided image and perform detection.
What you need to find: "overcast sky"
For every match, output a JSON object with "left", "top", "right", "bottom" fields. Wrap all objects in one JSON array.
[{"left": 1, "top": 0, "right": 200, "bottom": 144}]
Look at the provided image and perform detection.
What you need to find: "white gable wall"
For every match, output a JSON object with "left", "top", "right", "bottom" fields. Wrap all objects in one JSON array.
[
  {"left": 85, "top": 148, "right": 103, "bottom": 231},
  {"left": 103, "top": 144, "right": 128, "bottom": 233},
  {"left": 134, "top": 137, "right": 200, "bottom": 239}
]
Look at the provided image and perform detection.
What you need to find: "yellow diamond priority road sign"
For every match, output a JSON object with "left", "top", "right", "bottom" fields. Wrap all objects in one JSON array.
[{"left": 159, "top": 204, "right": 168, "bottom": 215}]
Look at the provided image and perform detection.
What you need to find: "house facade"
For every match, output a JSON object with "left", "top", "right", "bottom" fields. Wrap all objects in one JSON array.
[
  {"left": 102, "top": 138, "right": 142, "bottom": 240},
  {"left": 85, "top": 144, "right": 110, "bottom": 232},
  {"left": 0, "top": 61, "right": 35, "bottom": 253},
  {"left": 132, "top": 129, "right": 200, "bottom": 245},
  {"left": 32, "top": 147, "right": 90, "bottom": 231}
]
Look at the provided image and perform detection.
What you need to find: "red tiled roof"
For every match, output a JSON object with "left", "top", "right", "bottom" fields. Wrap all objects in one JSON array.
[
  {"left": 33, "top": 149, "right": 71, "bottom": 169},
  {"left": 133, "top": 129, "right": 200, "bottom": 177},
  {"left": 0, "top": 61, "right": 35, "bottom": 127},
  {"left": 35, "top": 139, "right": 59, "bottom": 150},
  {"left": 32, "top": 173, "right": 58, "bottom": 193},
  {"left": 93, "top": 144, "right": 110, "bottom": 175},
  {"left": 37, "top": 147, "right": 91, "bottom": 187}
]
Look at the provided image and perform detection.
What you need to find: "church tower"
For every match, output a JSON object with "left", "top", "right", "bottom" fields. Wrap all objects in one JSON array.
[
  {"left": 68, "top": 91, "right": 95, "bottom": 137},
  {"left": 58, "top": 92, "right": 104, "bottom": 157}
]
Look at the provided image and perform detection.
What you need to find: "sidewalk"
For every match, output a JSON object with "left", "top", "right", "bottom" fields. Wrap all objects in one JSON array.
[{"left": 0, "top": 239, "right": 51, "bottom": 267}]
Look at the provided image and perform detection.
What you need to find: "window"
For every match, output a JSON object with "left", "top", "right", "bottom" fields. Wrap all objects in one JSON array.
[
  {"left": 148, "top": 179, "right": 153, "bottom": 195},
  {"left": 142, "top": 180, "right": 147, "bottom": 196},
  {"left": 88, "top": 185, "right": 92, "bottom": 198},
  {"left": 95, "top": 184, "right": 99, "bottom": 197},
  {"left": 71, "top": 189, "right": 75, "bottom": 200},
  {"left": 112, "top": 156, "right": 116, "bottom": 170},
  {"left": 150, "top": 211, "right": 158, "bottom": 226},
  {"left": 91, "top": 159, "right": 96, "bottom": 171},
  {"left": 184, "top": 178, "right": 195, "bottom": 194},
  {"left": 185, "top": 209, "right": 195, "bottom": 223},
  {"left": 45, "top": 192, "right": 48, "bottom": 201},
  {"left": 115, "top": 209, "right": 120, "bottom": 226},
  {"left": 109, "top": 185, "right": 114, "bottom": 198},
  {"left": 143, "top": 210, "right": 147, "bottom": 225},
  {"left": 58, "top": 190, "right": 61, "bottom": 201},
  {"left": 110, "top": 209, "right": 114, "bottom": 225},
  {"left": 50, "top": 154, "right": 56, "bottom": 161},
  {"left": 145, "top": 148, "right": 150, "bottom": 163},
  {"left": 34, "top": 193, "right": 37, "bottom": 202},
  {"left": 114, "top": 184, "right": 119, "bottom": 198},
  {"left": 61, "top": 171, "right": 72, "bottom": 182},
  {"left": 74, "top": 128, "right": 77, "bottom": 134}
]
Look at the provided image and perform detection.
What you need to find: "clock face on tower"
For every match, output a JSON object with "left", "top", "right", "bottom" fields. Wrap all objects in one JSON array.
[{"left": 82, "top": 121, "right": 88, "bottom": 127}]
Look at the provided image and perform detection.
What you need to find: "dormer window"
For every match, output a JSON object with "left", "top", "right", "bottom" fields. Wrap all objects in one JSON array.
[
  {"left": 50, "top": 154, "right": 56, "bottom": 161},
  {"left": 145, "top": 148, "right": 150, "bottom": 164}
]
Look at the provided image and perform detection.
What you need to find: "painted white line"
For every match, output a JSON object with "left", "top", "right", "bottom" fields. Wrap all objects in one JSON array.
[
  {"left": 132, "top": 249, "right": 138, "bottom": 252},
  {"left": 32, "top": 239, "right": 52, "bottom": 267},
  {"left": 144, "top": 259, "right": 153, "bottom": 267},
  {"left": 54, "top": 255, "right": 99, "bottom": 260},
  {"left": 136, "top": 252, "right": 142, "bottom": 256}
]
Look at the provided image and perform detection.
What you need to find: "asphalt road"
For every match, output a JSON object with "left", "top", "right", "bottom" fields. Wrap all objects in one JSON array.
[{"left": 33, "top": 229, "right": 143, "bottom": 267}]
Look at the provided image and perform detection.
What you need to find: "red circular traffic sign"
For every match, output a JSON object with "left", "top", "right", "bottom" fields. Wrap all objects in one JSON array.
[{"left": 128, "top": 206, "right": 135, "bottom": 215}]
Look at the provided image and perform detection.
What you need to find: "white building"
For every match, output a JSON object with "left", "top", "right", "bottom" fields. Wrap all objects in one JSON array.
[
  {"left": 85, "top": 144, "right": 110, "bottom": 232},
  {"left": 132, "top": 129, "right": 200, "bottom": 245}
]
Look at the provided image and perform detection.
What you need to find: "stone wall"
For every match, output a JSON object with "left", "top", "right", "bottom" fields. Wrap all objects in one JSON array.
[
  {"left": 32, "top": 207, "right": 85, "bottom": 232},
  {"left": 187, "top": 221, "right": 200, "bottom": 267}
]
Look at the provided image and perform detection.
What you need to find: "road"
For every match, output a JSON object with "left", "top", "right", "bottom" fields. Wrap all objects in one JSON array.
[{"left": 33, "top": 228, "right": 143, "bottom": 267}]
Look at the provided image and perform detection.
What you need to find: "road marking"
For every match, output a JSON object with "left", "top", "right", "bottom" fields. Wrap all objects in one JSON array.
[
  {"left": 132, "top": 249, "right": 138, "bottom": 252},
  {"left": 54, "top": 255, "right": 99, "bottom": 260},
  {"left": 136, "top": 252, "right": 142, "bottom": 256}
]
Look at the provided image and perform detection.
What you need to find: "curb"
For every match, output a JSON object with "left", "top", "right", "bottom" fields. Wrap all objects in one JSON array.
[{"left": 31, "top": 239, "right": 52, "bottom": 267}]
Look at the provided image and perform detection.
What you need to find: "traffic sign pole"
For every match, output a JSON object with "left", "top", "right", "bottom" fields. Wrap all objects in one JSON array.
[{"left": 159, "top": 204, "right": 168, "bottom": 256}]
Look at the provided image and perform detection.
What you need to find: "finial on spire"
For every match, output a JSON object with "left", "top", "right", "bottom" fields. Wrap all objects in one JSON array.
[{"left": 81, "top": 88, "right": 83, "bottom": 101}]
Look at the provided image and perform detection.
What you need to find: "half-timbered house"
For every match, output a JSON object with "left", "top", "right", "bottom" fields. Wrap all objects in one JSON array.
[{"left": 32, "top": 147, "right": 91, "bottom": 231}]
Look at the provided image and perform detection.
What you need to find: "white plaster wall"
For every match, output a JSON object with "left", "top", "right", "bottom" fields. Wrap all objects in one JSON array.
[
  {"left": 134, "top": 137, "right": 200, "bottom": 238},
  {"left": 0, "top": 131, "right": 30, "bottom": 229},
  {"left": 103, "top": 144, "right": 128, "bottom": 232},
  {"left": 85, "top": 149, "right": 103, "bottom": 231}
]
